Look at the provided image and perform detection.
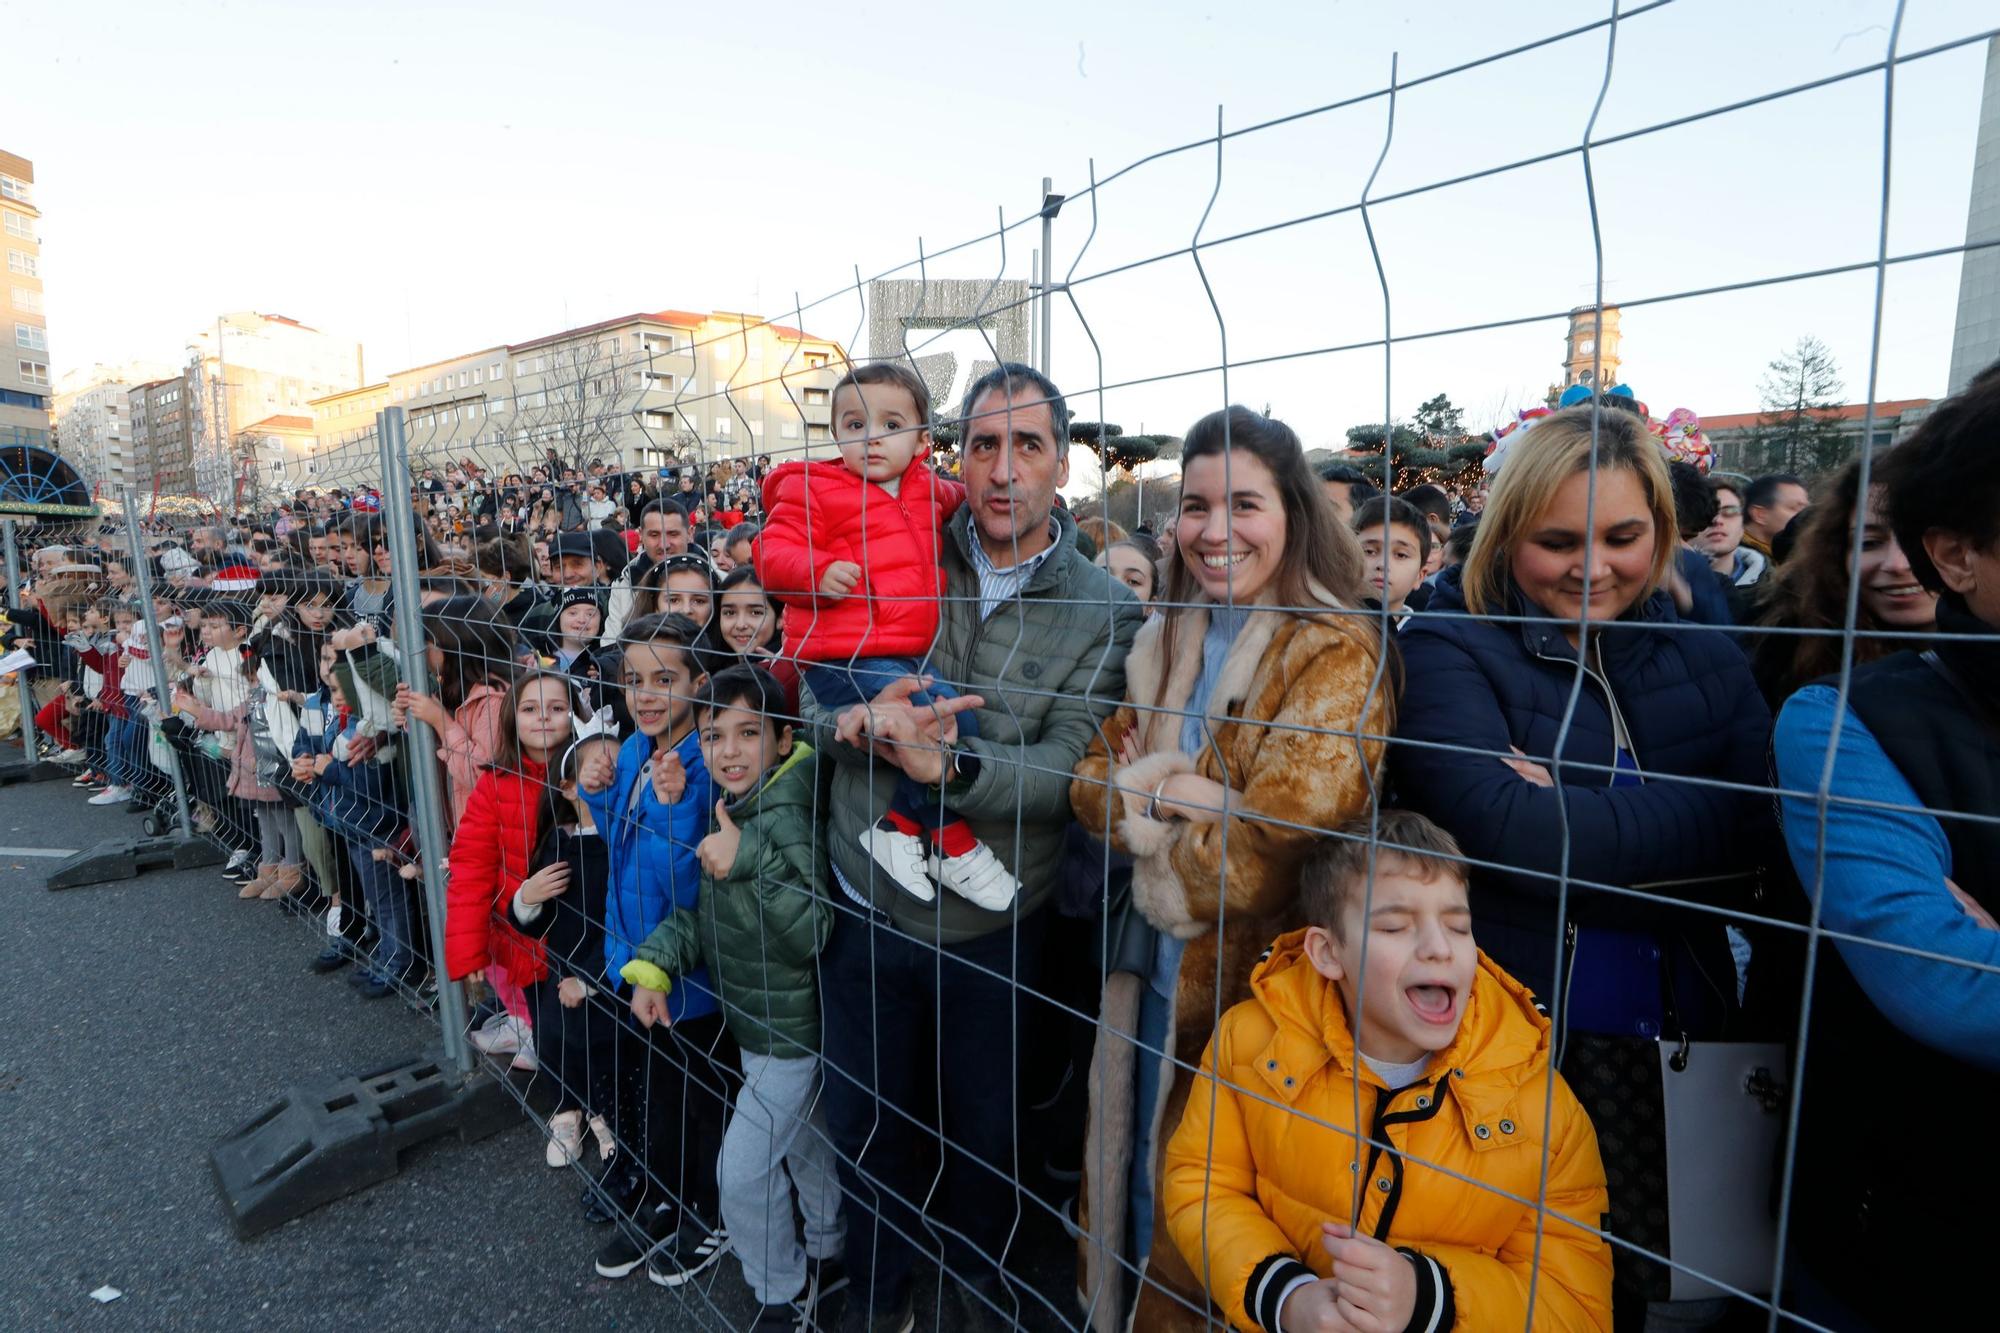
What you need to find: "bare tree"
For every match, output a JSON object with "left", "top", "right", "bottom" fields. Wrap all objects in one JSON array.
[
  {"left": 517, "top": 336, "right": 636, "bottom": 479},
  {"left": 1756, "top": 335, "right": 1849, "bottom": 475}
]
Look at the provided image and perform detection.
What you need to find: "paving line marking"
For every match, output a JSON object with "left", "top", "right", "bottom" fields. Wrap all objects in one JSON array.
[{"left": 0, "top": 846, "right": 79, "bottom": 858}]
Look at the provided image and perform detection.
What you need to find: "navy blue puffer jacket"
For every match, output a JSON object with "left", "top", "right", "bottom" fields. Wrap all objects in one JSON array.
[{"left": 1391, "top": 565, "right": 1774, "bottom": 1003}]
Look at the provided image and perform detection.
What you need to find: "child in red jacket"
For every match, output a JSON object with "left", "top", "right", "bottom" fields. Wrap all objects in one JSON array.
[
  {"left": 445, "top": 670, "right": 573, "bottom": 1096},
  {"left": 757, "top": 360, "right": 1015, "bottom": 910}
]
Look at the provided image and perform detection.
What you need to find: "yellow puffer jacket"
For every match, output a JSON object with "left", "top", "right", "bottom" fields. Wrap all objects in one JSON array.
[{"left": 1161, "top": 931, "right": 1612, "bottom": 1332}]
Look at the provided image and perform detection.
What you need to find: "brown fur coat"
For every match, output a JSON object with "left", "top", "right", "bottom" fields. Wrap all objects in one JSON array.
[{"left": 1068, "top": 591, "right": 1390, "bottom": 1333}]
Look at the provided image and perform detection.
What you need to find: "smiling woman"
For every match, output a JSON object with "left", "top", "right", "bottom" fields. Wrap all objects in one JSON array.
[
  {"left": 1069, "top": 404, "right": 1390, "bottom": 1333},
  {"left": 1389, "top": 404, "right": 1778, "bottom": 1323}
]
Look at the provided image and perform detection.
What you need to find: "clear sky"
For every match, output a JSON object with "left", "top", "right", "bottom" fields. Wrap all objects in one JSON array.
[{"left": 9, "top": 0, "right": 1995, "bottom": 464}]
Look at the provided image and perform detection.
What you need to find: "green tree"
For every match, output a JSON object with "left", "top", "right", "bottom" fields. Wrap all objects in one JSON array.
[
  {"left": 1413, "top": 393, "right": 1465, "bottom": 444},
  {"left": 1755, "top": 336, "right": 1850, "bottom": 475}
]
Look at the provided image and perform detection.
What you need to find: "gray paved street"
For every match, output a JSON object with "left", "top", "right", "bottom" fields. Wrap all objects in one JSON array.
[
  {"left": 0, "top": 771, "right": 716, "bottom": 1332},
  {"left": 0, "top": 769, "right": 1079, "bottom": 1332}
]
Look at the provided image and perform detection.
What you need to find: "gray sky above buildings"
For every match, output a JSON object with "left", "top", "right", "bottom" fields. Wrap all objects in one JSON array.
[{"left": 10, "top": 0, "right": 1996, "bottom": 451}]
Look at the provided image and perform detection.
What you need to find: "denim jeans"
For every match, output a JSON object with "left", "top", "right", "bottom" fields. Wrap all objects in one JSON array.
[
  {"left": 345, "top": 838, "right": 413, "bottom": 980},
  {"left": 804, "top": 657, "right": 980, "bottom": 831}
]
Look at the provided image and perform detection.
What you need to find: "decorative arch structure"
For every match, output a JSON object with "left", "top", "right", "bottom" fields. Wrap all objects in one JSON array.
[
  {"left": 867, "top": 278, "right": 1032, "bottom": 418},
  {"left": 0, "top": 443, "right": 99, "bottom": 519}
]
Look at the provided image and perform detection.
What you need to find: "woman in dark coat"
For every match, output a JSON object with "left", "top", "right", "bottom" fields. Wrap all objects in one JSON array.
[{"left": 1390, "top": 404, "right": 1777, "bottom": 1328}]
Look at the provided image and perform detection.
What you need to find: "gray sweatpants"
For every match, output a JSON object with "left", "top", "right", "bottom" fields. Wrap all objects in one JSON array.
[{"left": 718, "top": 1050, "right": 845, "bottom": 1304}]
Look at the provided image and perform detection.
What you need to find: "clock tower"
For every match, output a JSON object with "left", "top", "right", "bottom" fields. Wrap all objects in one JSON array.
[{"left": 1562, "top": 304, "right": 1622, "bottom": 389}]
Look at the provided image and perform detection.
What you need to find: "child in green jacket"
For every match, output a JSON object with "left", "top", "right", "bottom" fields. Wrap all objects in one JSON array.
[{"left": 623, "top": 665, "right": 845, "bottom": 1327}]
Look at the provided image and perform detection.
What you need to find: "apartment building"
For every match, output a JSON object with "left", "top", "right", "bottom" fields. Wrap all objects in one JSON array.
[
  {"left": 129, "top": 376, "right": 195, "bottom": 496},
  {"left": 1, "top": 149, "right": 51, "bottom": 451},
  {"left": 303, "top": 308, "right": 845, "bottom": 489},
  {"left": 53, "top": 361, "right": 181, "bottom": 493},
  {"left": 185, "top": 311, "right": 365, "bottom": 497}
]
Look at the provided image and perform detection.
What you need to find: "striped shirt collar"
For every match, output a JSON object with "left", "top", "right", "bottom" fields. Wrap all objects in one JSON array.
[{"left": 963, "top": 510, "right": 1060, "bottom": 619}]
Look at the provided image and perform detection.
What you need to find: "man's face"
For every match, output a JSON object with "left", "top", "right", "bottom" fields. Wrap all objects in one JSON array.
[
  {"left": 1323, "top": 479, "right": 1355, "bottom": 526},
  {"left": 1699, "top": 486, "right": 1744, "bottom": 558},
  {"left": 657, "top": 512, "right": 690, "bottom": 556},
  {"left": 557, "top": 553, "right": 600, "bottom": 588},
  {"left": 961, "top": 387, "right": 1068, "bottom": 550},
  {"left": 193, "top": 529, "right": 221, "bottom": 556},
  {"left": 1748, "top": 482, "right": 1810, "bottom": 540}
]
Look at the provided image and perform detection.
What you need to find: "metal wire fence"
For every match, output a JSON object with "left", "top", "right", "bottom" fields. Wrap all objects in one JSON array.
[{"left": 10, "top": 5, "right": 2000, "bottom": 1330}]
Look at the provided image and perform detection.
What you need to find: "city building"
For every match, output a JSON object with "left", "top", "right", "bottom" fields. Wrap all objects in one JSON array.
[
  {"left": 52, "top": 360, "right": 181, "bottom": 494},
  {"left": 1, "top": 148, "right": 51, "bottom": 451},
  {"left": 184, "top": 311, "right": 365, "bottom": 500},
  {"left": 129, "top": 376, "right": 195, "bottom": 497},
  {"left": 1701, "top": 398, "right": 1934, "bottom": 476},
  {"left": 1948, "top": 36, "right": 2000, "bottom": 395},
  {"left": 303, "top": 308, "right": 846, "bottom": 490}
]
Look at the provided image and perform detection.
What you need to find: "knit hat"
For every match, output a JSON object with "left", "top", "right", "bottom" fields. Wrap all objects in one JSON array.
[{"left": 159, "top": 547, "right": 200, "bottom": 578}]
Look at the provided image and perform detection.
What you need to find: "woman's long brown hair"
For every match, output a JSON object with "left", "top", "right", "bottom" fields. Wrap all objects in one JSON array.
[{"left": 1151, "top": 405, "right": 1370, "bottom": 717}]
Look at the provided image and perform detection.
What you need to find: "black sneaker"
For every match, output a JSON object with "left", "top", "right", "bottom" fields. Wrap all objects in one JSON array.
[
  {"left": 645, "top": 1218, "right": 732, "bottom": 1288},
  {"left": 308, "top": 945, "right": 349, "bottom": 974},
  {"left": 801, "top": 1256, "right": 849, "bottom": 1328},
  {"left": 594, "top": 1203, "right": 675, "bottom": 1279},
  {"left": 749, "top": 1300, "right": 804, "bottom": 1332},
  {"left": 581, "top": 1159, "right": 639, "bottom": 1225},
  {"left": 840, "top": 1289, "right": 913, "bottom": 1333}
]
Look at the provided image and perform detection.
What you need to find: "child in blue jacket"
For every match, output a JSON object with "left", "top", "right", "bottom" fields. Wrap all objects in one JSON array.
[
  {"left": 577, "top": 612, "right": 735, "bottom": 1288},
  {"left": 291, "top": 640, "right": 413, "bottom": 998}
]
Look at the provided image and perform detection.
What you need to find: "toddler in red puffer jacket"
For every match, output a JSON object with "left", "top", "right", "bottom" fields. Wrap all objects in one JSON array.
[{"left": 755, "top": 360, "right": 1015, "bottom": 911}]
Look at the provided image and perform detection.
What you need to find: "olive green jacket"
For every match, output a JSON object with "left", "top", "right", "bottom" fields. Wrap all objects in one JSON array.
[
  {"left": 623, "top": 744, "right": 830, "bottom": 1057},
  {"left": 808, "top": 508, "right": 1142, "bottom": 944}
]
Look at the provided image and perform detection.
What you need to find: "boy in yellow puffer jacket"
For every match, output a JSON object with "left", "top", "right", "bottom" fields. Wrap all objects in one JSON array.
[{"left": 1161, "top": 811, "right": 1611, "bottom": 1333}]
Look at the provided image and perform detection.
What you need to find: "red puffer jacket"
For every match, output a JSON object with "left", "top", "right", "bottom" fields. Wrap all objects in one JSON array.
[
  {"left": 444, "top": 758, "right": 550, "bottom": 983},
  {"left": 755, "top": 455, "right": 965, "bottom": 663}
]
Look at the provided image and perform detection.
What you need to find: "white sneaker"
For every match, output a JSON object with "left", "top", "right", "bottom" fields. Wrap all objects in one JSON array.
[
  {"left": 510, "top": 1034, "right": 539, "bottom": 1072},
  {"left": 225, "top": 848, "right": 253, "bottom": 872},
  {"left": 932, "top": 840, "right": 1020, "bottom": 911},
  {"left": 55, "top": 748, "right": 86, "bottom": 764},
  {"left": 588, "top": 1114, "right": 617, "bottom": 1162},
  {"left": 87, "top": 786, "right": 132, "bottom": 806},
  {"left": 469, "top": 1013, "right": 526, "bottom": 1055},
  {"left": 858, "top": 822, "right": 935, "bottom": 903},
  {"left": 546, "top": 1109, "right": 584, "bottom": 1168}
]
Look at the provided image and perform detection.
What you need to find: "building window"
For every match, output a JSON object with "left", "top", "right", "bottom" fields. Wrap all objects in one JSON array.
[
  {"left": 805, "top": 351, "right": 829, "bottom": 369},
  {"left": 715, "top": 417, "right": 733, "bottom": 437},
  {"left": 2, "top": 210, "right": 29, "bottom": 239},
  {"left": 645, "top": 372, "right": 675, "bottom": 390},
  {"left": 458, "top": 370, "right": 470, "bottom": 388},
  {"left": 490, "top": 361, "right": 505, "bottom": 380},
  {"left": 18, "top": 360, "right": 50, "bottom": 386},
  {"left": 779, "top": 421, "right": 800, "bottom": 440},
  {"left": 0, "top": 175, "right": 28, "bottom": 203},
  {"left": 11, "top": 287, "right": 40, "bottom": 313},
  {"left": 16, "top": 324, "right": 45, "bottom": 351},
  {"left": 803, "top": 387, "right": 829, "bottom": 406},
  {"left": 7, "top": 250, "right": 37, "bottom": 277},
  {"left": 806, "top": 424, "right": 830, "bottom": 443}
]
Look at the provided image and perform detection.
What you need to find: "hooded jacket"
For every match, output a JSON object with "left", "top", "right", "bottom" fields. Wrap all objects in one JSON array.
[
  {"left": 444, "top": 756, "right": 551, "bottom": 984},
  {"left": 622, "top": 745, "right": 831, "bottom": 1058},
  {"left": 755, "top": 454, "right": 965, "bottom": 663},
  {"left": 579, "top": 727, "right": 718, "bottom": 1023},
  {"left": 1161, "top": 932, "right": 1612, "bottom": 1333}
]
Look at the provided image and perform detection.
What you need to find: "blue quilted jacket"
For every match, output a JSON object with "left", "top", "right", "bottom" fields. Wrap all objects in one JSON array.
[{"left": 1391, "top": 564, "right": 1774, "bottom": 1008}]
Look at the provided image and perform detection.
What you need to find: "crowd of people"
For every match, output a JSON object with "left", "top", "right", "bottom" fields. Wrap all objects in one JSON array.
[{"left": 4, "top": 357, "right": 1995, "bottom": 1333}]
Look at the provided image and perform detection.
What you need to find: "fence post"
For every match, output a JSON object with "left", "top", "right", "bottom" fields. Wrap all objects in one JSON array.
[
  {"left": 120, "top": 489, "right": 198, "bottom": 840},
  {"left": 377, "top": 408, "right": 474, "bottom": 1075},
  {"left": 2, "top": 518, "right": 43, "bottom": 759}
]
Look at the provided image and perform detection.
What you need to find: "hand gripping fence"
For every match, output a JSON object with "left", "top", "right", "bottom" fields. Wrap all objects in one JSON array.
[{"left": 17, "top": 4, "right": 2000, "bottom": 1328}]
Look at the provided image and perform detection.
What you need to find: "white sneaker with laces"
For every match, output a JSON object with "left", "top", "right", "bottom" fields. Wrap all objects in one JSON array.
[
  {"left": 932, "top": 840, "right": 1020, "bottom": 911},
  {"left": 469, "top": 1013, "right": 526, "bottom": 1055},
  {"left": 546, "top": 1109, "right": 583, "bottom": 1168},
  {"left": 87, "top": 786, "right": 133, "bottom": 806},
  {"left": 510, "top": 1034, "right": 539, "bottom": 1072},
  {"left": 55, "top": 748, "right": 86, "bottom": 764},
  {"left": 858, "top": 822, "right": 935, "bottom": 903},
  {"left": 225, "top": 848, "right": 253, "bottom": 871},
  {"left": 588, "top": 1114, "right": 617, "bottom": 1162}
]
